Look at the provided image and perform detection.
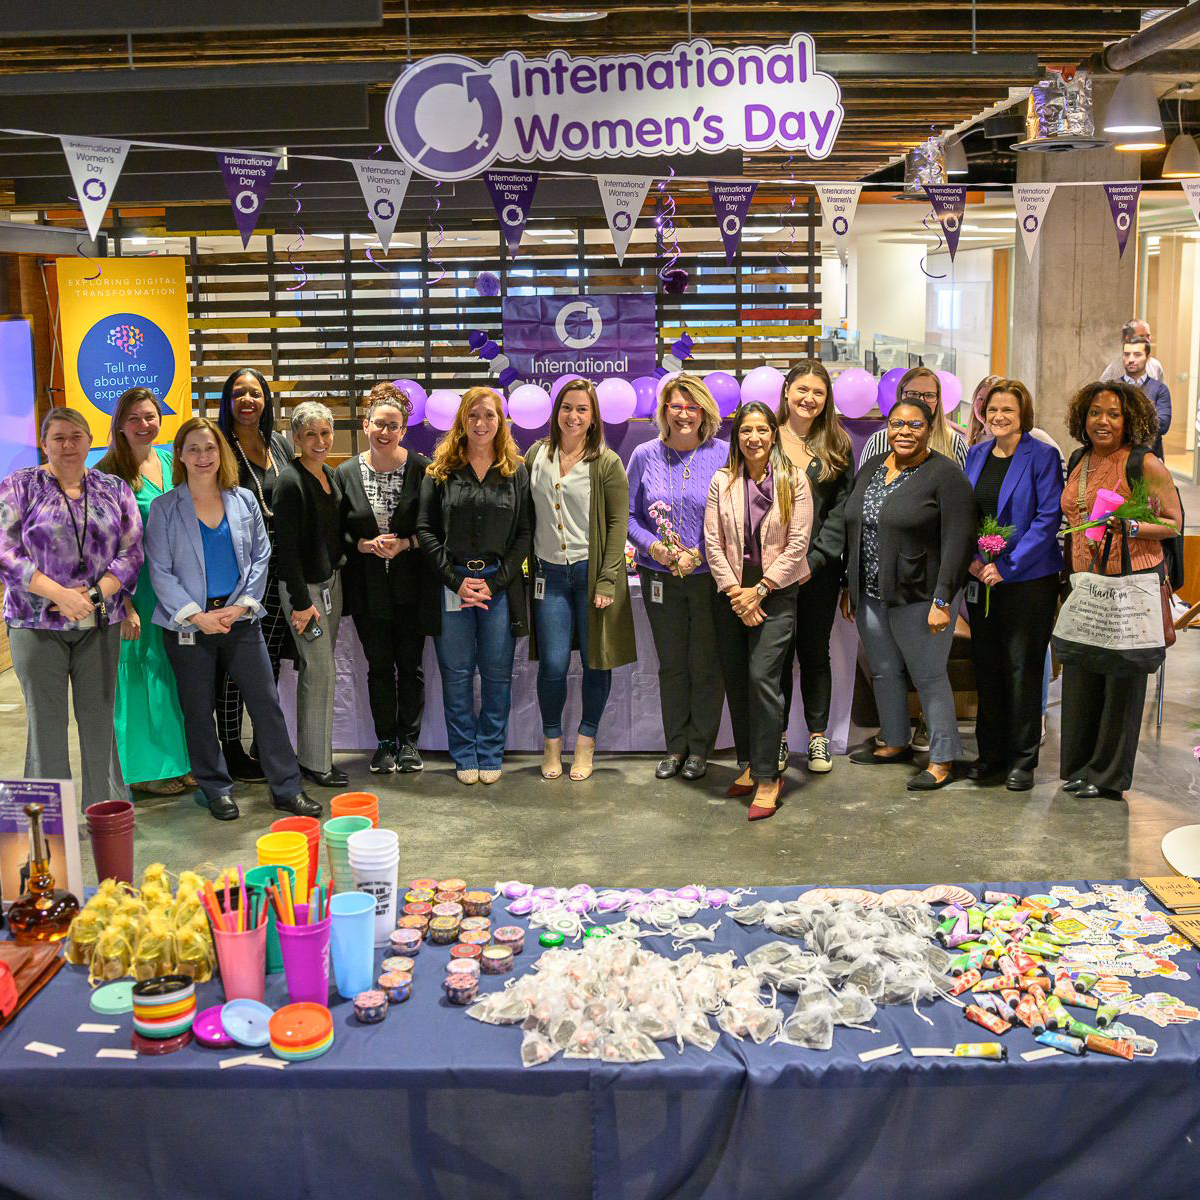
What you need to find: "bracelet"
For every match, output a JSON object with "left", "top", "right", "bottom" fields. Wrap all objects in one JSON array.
[
  {"left": 932, "top": 597, "right": 950, "bottom": 610},
  {"left": 1128, "top": 519, "right": 1140, "bottom": 539}
]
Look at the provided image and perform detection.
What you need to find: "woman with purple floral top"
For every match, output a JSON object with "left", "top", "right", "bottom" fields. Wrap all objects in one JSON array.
[
  {"left": 626, "top": 373, "right": 729, "bottom": 782},
  {"left": 0, "top": 408, "right": 143, "bottom": 809}
]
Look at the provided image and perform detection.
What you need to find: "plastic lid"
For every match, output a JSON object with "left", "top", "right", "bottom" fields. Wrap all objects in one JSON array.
[
  {"left": 220, "top": 998, "right": 275, "bottom": 1048},
  {"left": 269, "top": 1002, "right": 334, "bottom": 1051},
  {"left": 539, "top": 931, "right": 565, "bottom": 947},
  {"left": 132, "top": 975, "right": 195, "bottom": 1000},
  {"left": 192, "top": 1005, "right": 234, "bottom": 1048},
  {"left": 91, "top": 980, "right": 135, "bottom": 1015},
  {"left": 131, "top": 1029, "right": 193, "bottom": 1055}
]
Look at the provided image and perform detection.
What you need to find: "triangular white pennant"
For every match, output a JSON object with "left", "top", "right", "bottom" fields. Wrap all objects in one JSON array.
[
  {"left": 1012, "top": 184, "right": 1056, "bottom": 262},
  {"left": 59, "top": 135, "right": 130, "bottom": 241},
  {"left": 597, "top": 176, "right": 652, "bottom": 265},
  {"left": 1182, "top": 179, "right": 1200, "bottom": 232},
  {"left": 351, "top": 159, "right": 413, "bottom": 255},
  {"left": 815, "top": 184, "right": 861, "bottom": 265}
]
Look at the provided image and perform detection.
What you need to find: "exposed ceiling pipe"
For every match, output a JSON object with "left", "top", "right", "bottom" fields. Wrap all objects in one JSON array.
[
  {"left": 1090, "top": 48, "right": 1200, "bottom": 77},
  {"left": 1099, "top": 3, "right": 1200, "bottom": 72}
]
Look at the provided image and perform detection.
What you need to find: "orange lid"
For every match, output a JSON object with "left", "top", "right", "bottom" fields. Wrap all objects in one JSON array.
[{"left": 268, "top": 1002, "right": 334, "bottom": 1050}]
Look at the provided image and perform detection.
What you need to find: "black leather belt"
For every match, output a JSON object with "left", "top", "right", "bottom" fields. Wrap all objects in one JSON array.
[{"left": 205, "top": 595, "right": 231, "bottom": 611}]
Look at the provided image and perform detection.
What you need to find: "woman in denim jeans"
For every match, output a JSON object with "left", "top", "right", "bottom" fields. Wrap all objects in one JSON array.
[
  {"left": 416, "top": 388, "right": 530, "bottom": 785},
  {"left": 525, "top": 379, "right": 636, "bottom": 782}
]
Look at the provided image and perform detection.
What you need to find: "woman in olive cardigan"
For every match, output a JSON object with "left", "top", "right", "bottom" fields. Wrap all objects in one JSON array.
[{"left": 525, "top": 380, "right": 636, "bottom": 781}]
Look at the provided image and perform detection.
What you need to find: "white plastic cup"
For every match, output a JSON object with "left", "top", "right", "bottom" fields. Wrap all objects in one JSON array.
[{"left": 347, "top": 829, "right": 400, "bottom": 946}]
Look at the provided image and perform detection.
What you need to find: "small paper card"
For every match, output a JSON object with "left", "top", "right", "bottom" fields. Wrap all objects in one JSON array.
[
  {"left": 24, "top": 1041, "right": 64, "bottom": 1057},
  {"left": 1021, "top": 1047, "right": 1062, "bottom": 1061},
  {"left": 96, "top": 1048, "right": 138, "bottom": 1060},
  {"left": 77, "top": 1023, "right": 120, "bottom": 1034},
  {"left": 911, "top": 1047, "right": 953, "bottom": 1057},
  {"left": 859, "top": 1044, "right": 901, "bottom": 1063}
]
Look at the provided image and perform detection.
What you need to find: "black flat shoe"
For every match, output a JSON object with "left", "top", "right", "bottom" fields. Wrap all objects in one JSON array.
[
  {"left": 1061, "top": 778, "right": 1086, "bottom": 793},
  {"left": 300, "top": 764, "right": 349, "bottom": 788},
  {"left": 197, "top": 791, "right": 239, "bottom": 821},
  {"left": 965, "top": 761, "right": 1004, "bottom": 782},
  {"left": 221, "top": 740, "right": 266, "bottom": 783},
  {"left": 656, "top": 755, "right": 683, "bottom": 779},
  {"left": 272, "top": 790, "right": 323, "bottom": 817},
  {"left": 396, "top": 741, "right": 424, "bottom": 773},
  {"left": 849, "top": 744, "right": 914, "bottom": 766},
  {"left": 1005, "top": 768, "right": 1035, "bottom": 791},
  {"left": 906, "top": 769, "right": 955, "bottom": 791},
  {"left": 680, "top": 755, "right": 708, "bottom": 781},
  {"left": 1075, "top": 783, "right": 1124, "bottom": 801}
]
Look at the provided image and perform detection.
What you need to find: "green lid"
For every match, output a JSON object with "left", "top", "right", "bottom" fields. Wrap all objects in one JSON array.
[
  {"left": 91, "top": 980, "right": 135, "bottom": 1015},
  {"left": 583, "top": 926, "right": 610, "bottom": 939},
  {"left": 539, "top": 930, "right": 565, "bottom": 947}
]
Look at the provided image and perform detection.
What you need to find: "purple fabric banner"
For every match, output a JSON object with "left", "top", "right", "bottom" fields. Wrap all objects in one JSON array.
[
  {"left": 707, "top": 180, "right": 758, "bottom": 264},
  {"left": 502, "top": 294, "right": 656, "bottom": 389},
  {"left": 923, "top": 185, "right": 968, "bottom": 261},
  {"left": 217, "top": 151, "right": 279, "bottom": 248},
  {"left": 485, "top": 170, "right": 538, "bottom": 256},
  {"left": 1104, "top": 182, "right": 1143, "bottom": 259}
]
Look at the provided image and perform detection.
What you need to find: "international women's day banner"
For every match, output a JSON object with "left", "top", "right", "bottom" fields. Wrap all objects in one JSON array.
[
  {"left": 57, "top": 257, "right": 192, "bottom": 444},
  {"left": 503, "top": 295, "right": 657, "bottom": 390},
  {"left": 384, "top": 34, "right": 844, "bottom": 181}
]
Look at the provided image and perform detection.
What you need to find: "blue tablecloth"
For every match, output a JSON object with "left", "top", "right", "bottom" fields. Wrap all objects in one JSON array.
[{"left": 3, "top": 881, "right": 1200, "bottom": 1200}]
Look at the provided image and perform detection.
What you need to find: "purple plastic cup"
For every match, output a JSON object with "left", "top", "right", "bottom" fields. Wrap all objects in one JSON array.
[{"left": 275, "top": 903, "right": 332, "bottom": 1005}]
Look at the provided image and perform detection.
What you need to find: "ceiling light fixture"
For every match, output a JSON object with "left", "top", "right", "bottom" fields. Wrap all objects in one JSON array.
[
  {"left": 1103, "top": 74, "right": 1164, "bottom": 136},
  {"left": 942, "top": 136, "right": 969, "bottom": 176},
  {"left": 528, "top": 9, "right": 608, "bottom": 21},
  {"left": 1162, "top": 133, "right": 1200, "bottom": 177}
]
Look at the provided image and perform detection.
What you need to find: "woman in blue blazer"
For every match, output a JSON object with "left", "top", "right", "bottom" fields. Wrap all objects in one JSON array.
[
  {"left": 962, "top": 380, "right": 1064, "bottom": 791},
  {"left": 145, "top": 416, "right": 319, "bottom": 823}
]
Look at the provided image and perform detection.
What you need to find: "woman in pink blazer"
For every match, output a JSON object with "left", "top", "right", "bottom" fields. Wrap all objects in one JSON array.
[{"left": 704, "top": 401, "right": 813, "bottom": 820}]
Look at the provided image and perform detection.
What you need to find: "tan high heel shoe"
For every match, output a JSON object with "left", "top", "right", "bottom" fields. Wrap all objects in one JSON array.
[
  {"left": 541, "top": 737, "right": 563, "bottom": 780},
  {"left": 570, "top": 736, "right": 595, "bottom": 781}
]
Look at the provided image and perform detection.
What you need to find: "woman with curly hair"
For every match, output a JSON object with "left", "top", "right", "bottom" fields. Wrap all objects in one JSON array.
[
  {"left": 1059, "top": 380, "right": 1180, "bottom": 801},
  {"left": 416, "top": 388, "right": 531, "bottom": 785}
]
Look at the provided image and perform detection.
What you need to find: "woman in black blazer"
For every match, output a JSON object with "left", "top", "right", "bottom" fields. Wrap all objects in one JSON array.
[
  {"left": 336, "top": 383, "right": 438, "bottom": 775},
  {"left": 842, "top": 398, "right": 975, "bottom": 791}
]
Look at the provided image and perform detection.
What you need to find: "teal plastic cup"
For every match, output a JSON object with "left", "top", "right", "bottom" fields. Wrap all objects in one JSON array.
[
  {"left": 324, "top": 816, "right": 373, "bottom": 894},
  {"left": 245, "top": 864, "right": 296, "bottom": 975},
  {"left": 329, "top": 891, "right": 376, "bottom": 999}
]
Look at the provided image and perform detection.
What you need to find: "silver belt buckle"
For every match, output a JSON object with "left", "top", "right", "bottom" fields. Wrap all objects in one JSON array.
[{"left": 466, "top": 559, "right": 486, "bottom": 571}]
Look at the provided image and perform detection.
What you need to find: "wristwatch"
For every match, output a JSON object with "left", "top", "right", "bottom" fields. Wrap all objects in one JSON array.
[
  {"left": 1128, "top": 519, "right": 1140, "bottom": 539},
  {"left": 755, "top": 581, "right": 770, "bottom": 599}
]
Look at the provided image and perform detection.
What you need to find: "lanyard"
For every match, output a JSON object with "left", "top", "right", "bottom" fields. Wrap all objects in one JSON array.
[{"left": 52, "top": 471, "right": 89, "bottom": 576}]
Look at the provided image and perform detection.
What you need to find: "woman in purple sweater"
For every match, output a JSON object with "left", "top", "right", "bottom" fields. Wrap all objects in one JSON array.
[{"left": 627, "top": 374, "right": 729, "bottom": 781}]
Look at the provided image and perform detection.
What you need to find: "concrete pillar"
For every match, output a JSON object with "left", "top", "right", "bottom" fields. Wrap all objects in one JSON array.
[{"left": 1008, "top": 82, "right": 1140, "bottom": 449}]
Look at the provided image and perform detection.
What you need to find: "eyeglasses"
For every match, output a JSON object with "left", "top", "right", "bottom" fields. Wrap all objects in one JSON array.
[
  {"left": 887, "top": 419, "right": 928, "bottom": 432},
  {"left": 667, "top": 403, "right": 700, "bottom": 415},
  {"left": 370, "top": 420, "right": 404, "bottom": 434},
  {"left": 900, "top": 390, "right": 938, "bottom": 404}
]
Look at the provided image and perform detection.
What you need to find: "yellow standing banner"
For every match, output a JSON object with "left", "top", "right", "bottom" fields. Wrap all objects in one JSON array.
[{"left": 57, "top": 257, "right": 192, "bottom": 445}]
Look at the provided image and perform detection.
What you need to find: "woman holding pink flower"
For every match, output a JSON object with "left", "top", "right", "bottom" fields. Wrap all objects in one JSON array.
[
  {"left": 963, "top": 379, "right": 1064, "bottom": 792},
  {"left": 626, "top": 374, "right": 729, "bottom": 781}
]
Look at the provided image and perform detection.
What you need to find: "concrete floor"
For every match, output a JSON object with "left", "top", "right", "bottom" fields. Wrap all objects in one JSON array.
[{"left": 3, "top": 625, "right": 1198, "bottom": 891}]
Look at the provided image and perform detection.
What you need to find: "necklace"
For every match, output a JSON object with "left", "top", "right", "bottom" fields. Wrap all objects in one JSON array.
[
  {"left": 233, "top": 434, "right": 278, "bottom": 520},
  {"left": 668, "top": 443, "right": 699, "bottom": 481}
]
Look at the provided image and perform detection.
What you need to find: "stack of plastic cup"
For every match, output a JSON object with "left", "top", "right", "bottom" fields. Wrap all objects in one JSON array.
[
  {"left": 276, "top": 902, "right": 332, "bottom": 1005},
  {"left": 329, "top": 891, "right": 376, "bottom": 999},
  {"left": 256, "top": 830, "right": 309, "bottom": 908},
  {"left": 330, "top": 792, "right": 380, "bottom": 828},
  {"left": 323, "top": 815, "right": 372, "bottom": 894},
  {"left": 245, "top": 864, "right": 296, "bottom": 975},
  {"left": 346, "top": 828, "right": 400, "bottom": 947},
  {"left": 84, "top": 800, "right": 135, "bottom": 884},
  {"left": 269, "top": 816, "right": 320, "bottom": 895}
]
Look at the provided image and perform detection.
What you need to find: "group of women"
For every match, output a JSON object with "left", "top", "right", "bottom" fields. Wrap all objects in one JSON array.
[{"left": 0, "top": 358, "right": 1179, "bottom": 826}]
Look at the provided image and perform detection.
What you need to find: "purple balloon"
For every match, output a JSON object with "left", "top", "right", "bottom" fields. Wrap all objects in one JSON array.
[
  {"left": 631, "top": 376, "right": 659, "bottom": 418},
  {"left": 654, "top": 370, "right": 682, "bottom": 402},
  {"left": 704, "top": 371, "right": 742, "bottom": 418},
  {"left": 936, "top": 370, "right": 963, "bottom": 413},
  {"left": 467, "top": 330, "right": 488, "bottom": 350},
  {"left": 876, "top": 368, "right": 906, "bottom": 417},
  {"left": 390, "top": 378, "right": 427, "bottom": 426},
  {"left": 596, "top": 377, "right": 637, "bottom": 423},
  {"left": 740, "top": 365, "right": 786, "bottom": 409},
  {"left": 507, "top": 383, "right": 552, "bottom": 430},
  {"left": 424, "top": 389, "right": 461, "bottom": 431},
  {"left": 832, "top": 367, "right": 877, "bottom": 419},
  {"left": 549, "top": 375, "right": 579, "bottom": 404}
]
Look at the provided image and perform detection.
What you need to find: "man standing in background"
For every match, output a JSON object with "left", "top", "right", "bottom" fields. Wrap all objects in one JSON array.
[
  {"left": 1100, "top": 318, "right": 1164, "bottom": 383},
  {"left": 1116, "top": 335, "right": 1171, "bottom": 459}
]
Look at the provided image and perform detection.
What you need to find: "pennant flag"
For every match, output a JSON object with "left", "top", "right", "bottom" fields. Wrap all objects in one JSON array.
[
  {"left": 923, "top": 185, "right": 968, "bottom": 260},
  {"left": 1012, "top": 183, "right": 1057, "bottom": 262},
  {"left": 485, "top": 171, "right": 538, "bottom": 256},
  {"left": 815, "top": 184, "right": 861, "bottom": 265},
  {"left": 217, "top": 151, "right": 279, "bottom": 248},
  {"left": 1103, "top": 182, "right": 1142, "bottom": 259},
  {"left": 708, "top": 181, "right": 758, "bottom": 264},
  {"left": 59, "top": 135, "right": 130, "bottom": 241},
  {"left": 351, "top": 159, "right": 413, "bottom": 255},
  {"left": 1182, "top": 179, "right": 1200, "bottom": 231},
  {"left": 597, "top": 176, "right": 652, "bottom": 265}
]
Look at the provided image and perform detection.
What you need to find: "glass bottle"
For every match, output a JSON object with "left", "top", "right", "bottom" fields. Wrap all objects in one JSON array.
[{"left": 7, "top": 803, "right": 79, "bottom": 944}]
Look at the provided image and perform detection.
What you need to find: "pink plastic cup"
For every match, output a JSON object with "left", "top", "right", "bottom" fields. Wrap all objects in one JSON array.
[
  {"left": 211, "top": 920, "right": 267, "bottom": 1003},
  {"left": 1086, "top": 487, "right": 1125, "bottom": 542}
]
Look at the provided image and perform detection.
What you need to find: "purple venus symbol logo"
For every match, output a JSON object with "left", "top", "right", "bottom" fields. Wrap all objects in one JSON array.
[
  {"left": 831, "top": 216, "right": 848, "bottom": 236},
  {"left": 82, "top": 178, "right": 107, "bottom": 201},
  {"left": 1023, "top": 214, "right": 1039, "bottom": 233},
  {"left": 613, "top": 211, "right": 632, "bottom": 232},
  {"left": 374, "top": 198, "right": 396, "bottom": 219}
]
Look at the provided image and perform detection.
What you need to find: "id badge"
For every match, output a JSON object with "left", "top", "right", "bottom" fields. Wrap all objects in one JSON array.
[
  {"left": 966, "top": 580, "right": 980, "bottom": 604},
  {"left": 178, "top": 628, "right": 196, "bottom": 646},
  {"left": 322, "top": 586, "right": 333, "bottom": 615},
  {"left": 650, "top": 578, "right": 664, "bottom": 605},
  {"left": 533, "top": 576, "right": 546, "bottom": 601},
  {"left": 444, "top": 586, "right": 463, "bottom": 613}
]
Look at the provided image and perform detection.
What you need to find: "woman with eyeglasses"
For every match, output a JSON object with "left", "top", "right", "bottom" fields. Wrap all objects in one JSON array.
[
  {"left": 843, "top": 396, "right": 975, "bottom": 790},
  {"left": 775, "top": 359, "right": 854, "bottom": 775},
  {"left": 627, "top": 374, "right": 729, "bottom": 782},
  {"left": 704, "top": 402, "right": 813, "bottom": 820},
  {"left": 857, "top": 367, "right": 968, "bottom": 470},
  {"left": 336, "top": 382, "right": 436, "bottom": 775}
]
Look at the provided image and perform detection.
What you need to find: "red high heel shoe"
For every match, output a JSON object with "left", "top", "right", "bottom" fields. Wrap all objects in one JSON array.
[{"left": 748, "top": 781, "right": 784, "bottom": 821}]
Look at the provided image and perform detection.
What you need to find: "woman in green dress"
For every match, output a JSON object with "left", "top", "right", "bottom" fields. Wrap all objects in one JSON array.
[{"left": 96, "top": 387, "right": 191, "bottom": 794}]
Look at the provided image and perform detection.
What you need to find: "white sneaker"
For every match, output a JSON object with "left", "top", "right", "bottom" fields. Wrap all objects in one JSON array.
[
  {"left": 807, "top": 733, "right": 833, "bottom": 773},
  {"left": 1040, "top": 713, "right": 1047, "bottom": 746},
  {"left": 456, "top": 768, "right": 479, "bottom": 785},
  {"left": 777, "top": 738, "right": 789, "bottom": 774}
]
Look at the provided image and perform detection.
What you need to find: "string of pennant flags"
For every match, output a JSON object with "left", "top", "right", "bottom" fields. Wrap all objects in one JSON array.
[{"left": 11, "top": 129, "right": 1200, "bottom": 268}]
